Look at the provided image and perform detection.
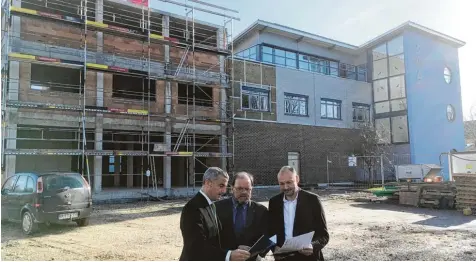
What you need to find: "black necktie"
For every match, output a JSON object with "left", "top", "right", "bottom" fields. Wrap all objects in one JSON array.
[{"left": 234, "top": 204, "right": 245, "bottom": 235}]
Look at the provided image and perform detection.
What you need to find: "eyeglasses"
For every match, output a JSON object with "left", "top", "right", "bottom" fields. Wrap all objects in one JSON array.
[{"left": 233, "top": 187, "right": 252, "bottom": 192}]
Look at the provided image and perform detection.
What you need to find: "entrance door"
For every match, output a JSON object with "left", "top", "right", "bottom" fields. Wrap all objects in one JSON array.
[{"left": 288, "top": 152, "right": 300, "bottom": 175}]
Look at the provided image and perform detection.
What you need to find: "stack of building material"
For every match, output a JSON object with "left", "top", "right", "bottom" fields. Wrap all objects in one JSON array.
[{"left": 453, "top": 174, "right": 476, "bottom": 214}]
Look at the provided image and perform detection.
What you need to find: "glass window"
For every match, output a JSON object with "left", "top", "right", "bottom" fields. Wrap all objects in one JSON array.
[
  {"left": 321, "top": 99, "right": 341, "bottom": 120},
  {"left": 373, "top": 79, "right": 389, "bottom": 102},
  {"left": 373, "top": 58, "right": 388, "bottom": 80},
  {"left": 2, "top": 176, "right": 17, "bottom": 191},
  {"left": 12, "top": 175, "right": 28, "bottom": 193},
  {"left": 375, "top": 101, "right": 390, "bottom": 114},
  {"left": 391, "top": 115, "right": 409, "bottom": 143},
  {"left": 389, "top": 75, "right": 406, "bottom": 99},
  {"left": 353, "top": 103, "right": 370, "bottom": 122},
  {"left": 285, "top": 93, "right": 308, "bottom": 116},
  {"left": 241, "top": 86, "right": 269, "bottom": 111},
  {"left": 389, "top": 54, "right": 405, "bottom": 76},
  {"left": 391, "top": 99, "right": 407, "bottom": 112},
  {"left": 274, "top": 48, "right": 286, "bottom": 66},
  {"left": 329, "top": 61, "right": 338, "bottom": 76},
  {"left": 447, "top": 104, "right": 455, "bottom": 122},
  {"left": 375, "top": 118, "right": 391, "bottom": 144},
  {"left": 43, "top": 175, "right": 86, "bottom": 192},
  {"left": 387, "top": 35, "right": 404, "bottom": 56},
  {"left": 262, "top": 46, "right": 273, "bottom": 63},
  {"left": 444, "top": 67, "right": 451, "bottom": 84},
  {"left": 25, "top": 177, "right": 35, "bottom": 193},
  {"left": 372, "top": 43, "right": 387, "bottom": 61}
]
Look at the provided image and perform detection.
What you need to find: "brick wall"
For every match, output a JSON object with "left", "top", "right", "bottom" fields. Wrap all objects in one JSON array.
[
  {"left": 232, "top": 120, "right": 364, "bottom": 186},
  {"left": 21, "top": 17, "right": 97, "bottom": 49},
  {"left": 228, "top": 59, "right": 277, "bottom": 121}
]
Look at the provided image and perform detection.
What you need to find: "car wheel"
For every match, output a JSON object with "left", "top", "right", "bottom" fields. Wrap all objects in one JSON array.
[
  {"left": 76, "top": 218, "right": 89, "bottom": 227},
  {"left": 22, "top": 211, "right": 38, "bottom": 235}
]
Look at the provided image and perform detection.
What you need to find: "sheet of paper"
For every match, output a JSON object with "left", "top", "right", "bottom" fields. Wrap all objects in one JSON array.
[{"left": 274, "top": 231, "right": 314, "bottom": 254}]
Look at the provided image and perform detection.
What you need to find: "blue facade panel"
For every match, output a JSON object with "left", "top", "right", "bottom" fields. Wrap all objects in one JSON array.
[{"left": 403, "top": 29, "right": 465, "bottom": 179}]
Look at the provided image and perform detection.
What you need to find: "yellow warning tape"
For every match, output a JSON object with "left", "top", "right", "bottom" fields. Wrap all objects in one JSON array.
[
  {"left": 86, "top": 63, "right": 108, "bottom": 70},
  {"left": 10, "top": 6, "right": 37, "bottom": 15},
  {"left": 86, "top": 20, "right": 108, "bottom": 28},
  {"left": 178, "top": 152, "right": 193, "bottom": 156},
  {"left": 150, "top": 33, "right": 164, "bottom": 40},
  {"left": 8, "top": 53, "right": 36, "bottom": 60},
  {"left": 127, "top": 109, "right": 148, "bottom": 115}
]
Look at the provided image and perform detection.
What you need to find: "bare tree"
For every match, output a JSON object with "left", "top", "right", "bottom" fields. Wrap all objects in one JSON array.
[
  {"left": 464, "top": 105, "right": 476, "bottom": 149},
  {"left": 355, "top": 121, "right": 393, "bottom": 185}
]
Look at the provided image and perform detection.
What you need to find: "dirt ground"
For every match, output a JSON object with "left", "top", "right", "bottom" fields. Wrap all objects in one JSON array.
[{"left": 1, "top": 190, "right": 476, "bottom": 261}]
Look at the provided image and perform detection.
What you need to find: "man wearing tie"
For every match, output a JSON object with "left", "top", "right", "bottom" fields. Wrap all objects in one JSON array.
[
  {"left": 179, "top": 167, "right": 250, "bottom": 261},
  {"left": 269, "top": 166, "right": 329, "bottom": 261},
  {"left": 215, "top": 172, "right": 269, "bottom": 260}
]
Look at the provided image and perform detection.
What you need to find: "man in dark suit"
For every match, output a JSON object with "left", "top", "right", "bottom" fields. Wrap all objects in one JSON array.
[
  {"left": 215, "top": 172, "right": 270, "bottom": 261},
  {"left": 269, "top": 166, "right": 329, "bottom": 261},
  {"left": 179, "top": 167, "right": 251, "bottom": 261}
]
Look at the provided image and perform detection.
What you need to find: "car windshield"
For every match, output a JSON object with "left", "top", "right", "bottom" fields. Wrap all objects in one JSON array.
[{"left": 43, "top": 174, "right": 85, "bottom": 192}]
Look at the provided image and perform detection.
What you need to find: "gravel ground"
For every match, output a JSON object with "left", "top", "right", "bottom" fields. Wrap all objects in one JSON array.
[{"left": 2, "top": 190, "right": 476, "bottom": 261}]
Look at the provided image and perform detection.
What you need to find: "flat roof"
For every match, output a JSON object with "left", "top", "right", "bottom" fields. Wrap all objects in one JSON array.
[{"left": 233, "top": 20, "right": 466, "bottom": 53}]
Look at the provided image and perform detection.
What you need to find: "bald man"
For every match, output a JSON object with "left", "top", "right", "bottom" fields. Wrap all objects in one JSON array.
[{"left": 268, "top": 166, "right": 329, "bottom": 261}]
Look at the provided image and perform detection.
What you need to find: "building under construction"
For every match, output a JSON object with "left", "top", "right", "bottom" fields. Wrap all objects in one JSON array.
[{"left": 1, "top": 0, "right": 238, "bottom": 199}]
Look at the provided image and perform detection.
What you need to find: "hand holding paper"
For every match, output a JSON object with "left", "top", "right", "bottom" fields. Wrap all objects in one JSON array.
[{"left": 274, "top": 231, "right": 315, "bottom": 254}]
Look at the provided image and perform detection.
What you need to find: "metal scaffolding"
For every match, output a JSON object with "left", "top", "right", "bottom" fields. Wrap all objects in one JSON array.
[{"left": 0, "top": 0, "right": 238, "bottom": 196}]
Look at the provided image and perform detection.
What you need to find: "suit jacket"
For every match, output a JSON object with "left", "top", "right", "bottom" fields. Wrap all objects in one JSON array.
[
  {"left": 215, "top": 197, "right": 269, "bottom": 260},
  {"left": 179, "top": 192, "right": 227, "bottom": 261},
  {"left": 268, "top": 189, "right": 329, "bottom": 261}
]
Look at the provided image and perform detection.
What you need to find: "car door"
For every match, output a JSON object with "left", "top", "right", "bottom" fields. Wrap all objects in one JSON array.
[
  {"left": 1, "top": 176, "right": 19, "bottom": 220},
  {"left": 10, "top": 175, "right": 28, "bottom": 221}
]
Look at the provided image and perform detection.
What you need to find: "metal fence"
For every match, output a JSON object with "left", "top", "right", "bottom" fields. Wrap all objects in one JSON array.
[{"left": 324, "top": 153, "right": 414, "bottom": 189}]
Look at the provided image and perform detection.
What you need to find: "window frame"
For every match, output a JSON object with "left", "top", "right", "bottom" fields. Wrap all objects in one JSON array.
[
  {"left": 241, "top": 85, "right": 270, "bottom": 112},
  {"left": 320, "top": 98, "right": 342, "bottom": 120},
  {"left": 284, "top": 92, "right": 309, "bottom": 116},
  {"left": 352, "top": 102, "right": 371, "bottom": 122}
]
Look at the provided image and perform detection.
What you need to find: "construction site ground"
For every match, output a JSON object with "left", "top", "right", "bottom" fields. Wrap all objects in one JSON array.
[{"left": 2, "top": 189, "right": 476, "bottom": 261}]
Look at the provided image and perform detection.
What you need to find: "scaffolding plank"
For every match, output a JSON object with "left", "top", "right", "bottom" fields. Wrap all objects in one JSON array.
[
  {"left": 9, "top": 6, "right": 231, "bottom": 56},
  {"left": 4, "top": 149, "right": 149, "bottom": 156}
]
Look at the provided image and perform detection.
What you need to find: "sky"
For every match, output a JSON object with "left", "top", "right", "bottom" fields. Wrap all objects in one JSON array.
[{"left": 153, "top": 0, "right": 475, "bottom": 119}]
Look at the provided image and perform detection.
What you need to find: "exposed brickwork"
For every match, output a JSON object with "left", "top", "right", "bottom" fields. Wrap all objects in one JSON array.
[
  {"left": 232, "top": 120, "right": 364, "bottom": 186},
  {"left": 227, "top": 60, "right": 277, "bottom": 121},
  {"left": 21, "top": 17, "right": 97, "bottom": 49},
  {"left": 170, "top": 46, "right": 220, "bottom": 73}
]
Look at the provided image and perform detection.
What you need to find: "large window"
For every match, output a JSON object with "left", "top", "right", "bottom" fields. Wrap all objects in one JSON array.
[
  {"left": 235, "top": 46, "right": 258, "bottom": 61},
  {"left": 375, "top": 116, "right": 409, "bottom": 144},
  {"left": 320, "top": 98, "right": 341, "bottom": 120},
  {"left": 178, "top": 84, "right": 213, "bottom": 107},
  {"left": 372, "top": 35, "right": 407, "bottom": 117},
  {"left": 353, "top": 103, "right": 370, "bottom": 122},
  {"left": 31, "top": 64, "right": 81, "bottom": 93},
  {"left": 284, "top": 93, "right": 308, "bottom": 116},
  {"left": 112, "top": 75, "right": 156, "bottom": 101},
  {"left": 241, "top": 86, "right": 269, "bottom": 111},
  {"left": 260, "top": 45, "right": 297, "bottom": 69}
]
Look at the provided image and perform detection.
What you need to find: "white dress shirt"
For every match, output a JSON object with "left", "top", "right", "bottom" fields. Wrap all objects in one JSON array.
[
  {"left": 199, "top": 190, "right": 231, "bottom": 261},
  {"left": 283, "top": 191, "right": 299, "bottom": 240}
]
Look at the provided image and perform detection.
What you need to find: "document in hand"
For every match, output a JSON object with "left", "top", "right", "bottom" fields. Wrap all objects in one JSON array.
[
  {"left": 274, "top": 231, "right": 315, "bottom": 254},
  {"left": 249, "top": 235, "right": 277, "bottom": 257}
]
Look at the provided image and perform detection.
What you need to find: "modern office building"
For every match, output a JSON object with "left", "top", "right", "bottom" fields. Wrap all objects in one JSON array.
[{"left": 231, "top": 20, "right": 466, "bottom": 184}]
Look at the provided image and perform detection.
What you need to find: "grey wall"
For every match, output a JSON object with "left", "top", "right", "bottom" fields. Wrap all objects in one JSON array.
[
  {"left": 234, "top": 32, "right": 260, "bottom": 53},
  {"left": 276, "top": 66, "right": 372, "bottom": 128}
]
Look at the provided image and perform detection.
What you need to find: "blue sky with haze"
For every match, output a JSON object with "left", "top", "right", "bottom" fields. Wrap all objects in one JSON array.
[{"left": 152, "top": 0, "right": 475, "bottom": 118}]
